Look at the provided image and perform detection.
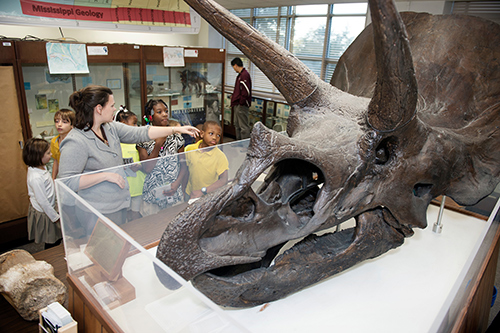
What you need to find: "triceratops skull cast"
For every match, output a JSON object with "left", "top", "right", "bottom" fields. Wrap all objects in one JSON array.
[{"left": 156, "top": 0, "right": 500, "bottom": 307}]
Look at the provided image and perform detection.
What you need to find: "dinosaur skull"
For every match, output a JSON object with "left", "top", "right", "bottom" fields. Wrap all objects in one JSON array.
[{"left": 157, "top": 0, "right": 500, "bottom": 307}]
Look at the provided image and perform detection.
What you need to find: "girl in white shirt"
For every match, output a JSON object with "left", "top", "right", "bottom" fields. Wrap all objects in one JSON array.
[{"left": 23, "top": 138, "right": 62, "bottom": 248}]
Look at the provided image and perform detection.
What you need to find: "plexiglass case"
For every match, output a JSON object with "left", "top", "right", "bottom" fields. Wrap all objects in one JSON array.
[
  {"left": 55, "top": 137, "right": 500, "bottom": 332},
  {"left": 56, "top": 139, "right": 252, "bottom": 333}
]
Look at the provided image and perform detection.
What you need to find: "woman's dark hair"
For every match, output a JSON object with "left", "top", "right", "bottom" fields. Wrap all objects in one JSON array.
[
  {"left": 145, "top": 99, "right": 168, "bottom": 117},
  {"left": 115, "top": 109, "right": 137, "bottom": 123},
  {"left": 23, "top": 138, "right": 50, "bottom": 168},
  {"left": 69, "top": 85, "right": 113, "bottom": 130}
]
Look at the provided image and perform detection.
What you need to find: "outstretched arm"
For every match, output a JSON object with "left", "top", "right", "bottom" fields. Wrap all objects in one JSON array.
[{"left": 148, "top": 125, "right": 199, "bottom": 139}]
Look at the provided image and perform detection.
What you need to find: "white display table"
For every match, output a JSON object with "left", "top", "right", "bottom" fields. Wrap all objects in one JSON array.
[
  {"left": 226, "top": 204, "right": 492, "bottom": 332},
  {"left": 86, "top": 204, "right": 495, "bottom": 333}
]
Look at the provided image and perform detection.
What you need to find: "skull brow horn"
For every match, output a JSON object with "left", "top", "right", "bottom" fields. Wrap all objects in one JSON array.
[
  {"left": 367, "top": 0, "right": 418, "bottom": 132},
  {"left": 184, "top": 0, "right": 322, "bottom": 105}
]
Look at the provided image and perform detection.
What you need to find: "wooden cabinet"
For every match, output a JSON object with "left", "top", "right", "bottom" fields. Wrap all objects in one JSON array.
[{"left": 0, "top": 64, "right": 29, "bottom": 228}]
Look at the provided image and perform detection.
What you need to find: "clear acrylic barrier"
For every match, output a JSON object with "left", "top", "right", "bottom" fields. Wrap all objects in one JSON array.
[
  {"left": 55, "top": 139, "right": 252, "bottom": 333},
  {"left": 55, "top": 136, "right": 499, "bottom": 332}
]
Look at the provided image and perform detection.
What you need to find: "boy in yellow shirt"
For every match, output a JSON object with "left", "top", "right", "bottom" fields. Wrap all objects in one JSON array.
[{"left": 185, "top": 121, "right": 228, "bottom": 199}]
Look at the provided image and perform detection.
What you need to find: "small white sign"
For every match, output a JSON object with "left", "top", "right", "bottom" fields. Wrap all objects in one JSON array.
[
  {"left": 87, "top": 46, "right": 109, "bottom": 56},
  {"left": 2, "top": 42, "right": 11, "bottom": 46},
  {"left": 184, "top": 49, "right": 198, "bottom": 57},
  {"left": 164, "top": 47, "right": 185, "bottom": 67}
]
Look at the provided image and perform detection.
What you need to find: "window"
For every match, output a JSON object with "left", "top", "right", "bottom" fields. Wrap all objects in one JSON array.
[
  {"left": 225, "top": 3, "right": 368, "bottom": 97},
  {"left": 448, "top": 1, "right": 500, "bottom": 25}
]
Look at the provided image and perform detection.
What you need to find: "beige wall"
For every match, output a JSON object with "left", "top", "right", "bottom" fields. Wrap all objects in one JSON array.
[
  {"left": 0, "top": 19, "right": 210, "bottom": 47},
  {"left": 366, "top": 1, "right": 446, "bottom": 25},
  {"left": 395, "top": 0, "right": 445, "bottom": 14}
]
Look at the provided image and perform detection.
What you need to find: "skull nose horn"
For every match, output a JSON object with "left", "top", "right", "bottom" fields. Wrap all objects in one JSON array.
[
  {"left": 184, "top": 0, "right": 325, "bottom": 106},
  {"left": 367, "top": 0, "right": 418, "bottom": 132}
]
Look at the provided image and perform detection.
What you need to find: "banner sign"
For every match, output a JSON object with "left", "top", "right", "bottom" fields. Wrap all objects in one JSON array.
[
  {"left": 0, "top": 0, "right": 200, "bottom": 33},
  {"left": 20, "top": 0, "right": 191, "bottom": 26}
]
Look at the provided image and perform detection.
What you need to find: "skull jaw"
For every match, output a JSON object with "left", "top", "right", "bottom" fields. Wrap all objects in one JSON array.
[{"left": 192, "top": 207, "right": 405, "bottom": 308}]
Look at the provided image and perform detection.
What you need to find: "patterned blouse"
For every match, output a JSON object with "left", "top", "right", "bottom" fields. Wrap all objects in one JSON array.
[{"left": 137, "top": 133, "right": 185, "bottom": 208}]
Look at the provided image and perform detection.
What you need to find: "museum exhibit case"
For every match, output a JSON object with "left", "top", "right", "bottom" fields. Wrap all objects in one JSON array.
[
  {"left": 222, "top": 92, "right": 290, "bottom": 136},
  {"left": 56, "top": 139, "right": 251, "bottom": 333},
  {"left": 8, "top": 42, "right": 226, "bottom": 140},
  {"left": 141, "top": 46, "right": 226, "bottom": 145},
  {"left": 146, "top": 61, "right": 224, "bottom": 146},
  {"left": 22, "top": 62, "right": 141, "bottom": 140},
  {"left": 8, "top": 42, "right": 142, "bottom": 140},
  {"left": 54, "top": 137, "right": 500, "bottom": 333}
]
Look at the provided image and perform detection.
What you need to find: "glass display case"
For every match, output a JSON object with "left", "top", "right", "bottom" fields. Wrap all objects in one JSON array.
[
  {"left": 55, "top": 136, "right": 500, "bottom": 332},
  {"left": 145, "top": 62, "right": 224, "bottom": 146},
  {"left": 56, "top": 139, "right": 253, "bottom": 333},
  {"left": 223, "top": 92, "right": 289, "bottom": 137},
  {"left": 13, "top": 41, "right": 226, "bottom": 143},
  {"left": 22, "top": 63, "right": 141, "bottom": 140}
]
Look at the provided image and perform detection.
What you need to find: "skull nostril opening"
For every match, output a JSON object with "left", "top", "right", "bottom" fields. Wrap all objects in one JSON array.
[
  {"left": 236, "top": 196, "right": 256, "bottom": 220},
  {"left": 219, "top": 195, "right": 256, "bottom": 221},
  {"left": 413, "top": 183, "right": 433, "bottom": 197}
]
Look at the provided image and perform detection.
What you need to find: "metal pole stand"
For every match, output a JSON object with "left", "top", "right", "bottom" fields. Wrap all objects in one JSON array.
[{"left": 433, "top": 196, "right": 446, "bottom": 233}]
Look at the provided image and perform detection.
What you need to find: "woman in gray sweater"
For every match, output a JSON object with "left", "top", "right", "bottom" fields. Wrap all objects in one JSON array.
[{"left": 59, "top": 85, "right": 199, "bottom": 229}]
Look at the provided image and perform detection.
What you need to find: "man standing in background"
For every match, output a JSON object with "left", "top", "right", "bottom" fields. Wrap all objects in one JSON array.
[{"left": 230, "top": 57, "right": 252, "bottom": 140}]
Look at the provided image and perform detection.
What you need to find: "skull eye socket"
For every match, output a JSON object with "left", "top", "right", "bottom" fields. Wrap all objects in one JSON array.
[
  {"left": 375, "top": 136, "right": 398, "bottom": 165},
  {"left": 259, "top": 159, "right": 324, "bottom": 204}
]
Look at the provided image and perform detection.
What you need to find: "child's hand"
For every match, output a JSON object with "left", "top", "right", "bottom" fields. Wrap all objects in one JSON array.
[
  {"left": 163, "top": 183, "right": 178, "bottom": 197},
  {"left": 129, "top": 163, "right": 142, "bottom": 172}
]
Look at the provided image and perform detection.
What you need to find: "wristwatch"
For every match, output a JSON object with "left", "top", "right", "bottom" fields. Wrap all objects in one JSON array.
[{"left": 201, "top": 187, "right": 208, "bottom": 195}]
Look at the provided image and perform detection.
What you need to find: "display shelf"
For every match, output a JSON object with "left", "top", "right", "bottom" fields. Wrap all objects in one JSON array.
[{"left": 145, "top": 62, "right": 224, "bottom": 131}]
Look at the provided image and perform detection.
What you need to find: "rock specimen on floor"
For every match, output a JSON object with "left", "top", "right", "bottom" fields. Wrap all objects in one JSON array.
[{"left": 0, "top": 249, "right": 67, "bottom": 321}]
